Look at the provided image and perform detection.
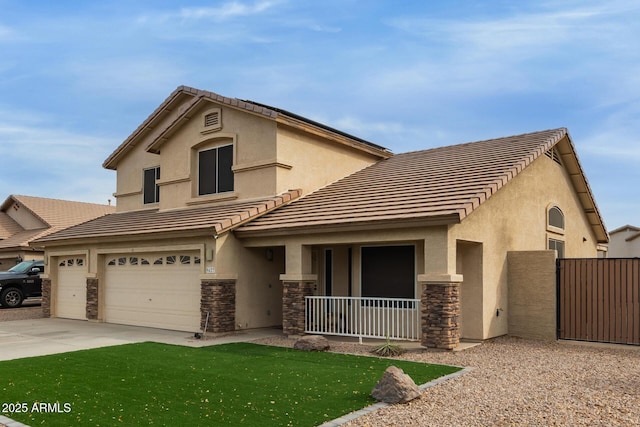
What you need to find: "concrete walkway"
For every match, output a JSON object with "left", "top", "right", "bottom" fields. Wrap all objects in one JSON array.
[{"left": 0, "top": 318, "right": 284, "bottom": 362}]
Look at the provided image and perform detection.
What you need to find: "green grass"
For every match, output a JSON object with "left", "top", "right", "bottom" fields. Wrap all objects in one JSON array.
[{"left": 0, "top": 342, "right": 460, "bottom": 426}]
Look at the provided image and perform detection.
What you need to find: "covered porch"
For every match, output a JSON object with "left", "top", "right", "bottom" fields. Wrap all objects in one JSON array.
[{"left": 243, "top": 227, "right": 480, "bottom": 350}]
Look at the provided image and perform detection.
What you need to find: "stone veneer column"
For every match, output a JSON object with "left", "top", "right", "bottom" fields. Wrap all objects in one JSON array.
[
  {"left": 421, "top": 281, "right": 461, "bottom": 350},
  {"left": 201, "top": 279, "right": 236, "bottom": 333},
  {"left": 41, "top": 278, "right": 52, "bottom": 318},
  {"left": 282, "top": 281, "right": 315, "bottom": 336},
  {"left": 86, "top": 278, "right": 99, "bottom": 320}
]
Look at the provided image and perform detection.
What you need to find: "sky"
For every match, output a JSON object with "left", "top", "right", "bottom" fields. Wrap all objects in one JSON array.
[{"left": 0, "top": 0, "right": 639, "bottom": 231}]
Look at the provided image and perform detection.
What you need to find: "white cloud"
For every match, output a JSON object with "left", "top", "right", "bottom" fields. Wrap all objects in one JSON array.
[
  {"left": 178, "top": 1, "right": 280, "bottom": 21},
  {"left": 0, "top": 108, "right": 115, "bottom": 203},
  {"left": 137, "top": 0, "right": 282, "bottom": 25}
]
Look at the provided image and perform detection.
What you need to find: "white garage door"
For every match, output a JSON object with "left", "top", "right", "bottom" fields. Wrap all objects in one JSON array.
[
  {"left": 104, "top": 253, "right": 201, "bottom": 332},
  {"left": 56, "top": 257, "right": 87, "bottom": 320}
]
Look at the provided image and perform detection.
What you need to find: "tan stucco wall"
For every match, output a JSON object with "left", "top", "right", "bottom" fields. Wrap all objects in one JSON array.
[
  {"left": 214, "top": 232, "right": 284, "bottom": 329},
  {"left": 112, "top": 100, "right": 382, "bottom": 212},
  {"left": 450, "top": 141, "right": 600, "bottom": 339},
  {"left": 275, "top": 127, "right": 380, "bottom": 196},
  {"left": 507, "top": 250, "right": 557, "bottom": 341}
]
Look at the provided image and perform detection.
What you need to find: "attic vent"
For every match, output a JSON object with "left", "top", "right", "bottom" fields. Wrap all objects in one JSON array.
[
  {"left": 545, "top": 147, "right": 561, "bottom": 165},
  {"left": 202, "top": 108, "right": 222, "bottom": 132},
  {"left": 204, "top": 112, "right": 219, "bottom": 127}
]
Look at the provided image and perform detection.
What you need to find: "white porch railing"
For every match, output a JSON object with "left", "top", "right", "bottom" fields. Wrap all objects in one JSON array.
[{"left": 305, "top": 296, "right": 421, "bottom": 342}]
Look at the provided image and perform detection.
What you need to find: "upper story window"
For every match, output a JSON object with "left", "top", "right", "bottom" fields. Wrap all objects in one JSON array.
[
  {"left": 547, "top": 205, "right": 565, "bottom": 258},
  {"left": 548, "top": 206, "right": 564, "bottom": 231},
  {"left": 198, "top": 144, "right": 234, "bottom": 196},
  {"left": 143, "top": 166, "right": 160, "bottom": 204}
]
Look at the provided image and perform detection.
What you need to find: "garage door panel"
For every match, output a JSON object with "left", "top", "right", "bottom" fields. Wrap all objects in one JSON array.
[
  {"left": 104, "top": 253, "right": 201, "bottom": 331},
  {"left": 56, "top": 257, "right": 87, "bottom": 320}
]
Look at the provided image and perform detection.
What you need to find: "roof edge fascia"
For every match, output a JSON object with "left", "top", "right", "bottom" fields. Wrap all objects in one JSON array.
[
  {"left": 103, "top": 86, "right": 196, "bottom": 170},
  {"left": 555, "top": 131, "right": 609, "bottom": 243},
  {"left": 235, "top": 214, "right": 460, "bottom": 239}
]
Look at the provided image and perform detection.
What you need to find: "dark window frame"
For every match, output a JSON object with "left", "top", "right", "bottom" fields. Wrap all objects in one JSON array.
[
  {"left": 143, "top": 166, "right": 160, "bottom": 204},
  {"left": 198, "top": 144, "right": 234, "bottom": 196}
]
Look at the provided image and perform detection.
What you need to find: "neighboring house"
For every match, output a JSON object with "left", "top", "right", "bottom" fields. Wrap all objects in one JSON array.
[
  {"left": 0, "top": 195, "right": 114, "bottom": 269},
  {"left": 607, "top": 225, "right": 640, "bottom": 257},
  {"left": 34, "top": 86, "right": 608, "bottom": 349}
]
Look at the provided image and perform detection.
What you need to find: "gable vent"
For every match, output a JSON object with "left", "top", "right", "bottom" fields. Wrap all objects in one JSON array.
[
  {"left": 545, "top": 147, "right": 562, "bottom": 165},
  {"left": 204, "top": 111, "right": 220, "bottom": 128}
]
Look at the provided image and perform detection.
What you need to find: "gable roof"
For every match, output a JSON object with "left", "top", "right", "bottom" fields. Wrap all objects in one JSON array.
[
  {"left": 236, "top": 128, "right": 608, "bottom": 243},
  {"left": 34, "top": 190, "right": 301, "bottom": 245},
  {"left": 609, "top": 225, "right": 640, "bottom": 242},
  {"left": 0, "top": 195, "right": 115, "bottom": 250},
  {"left": 0, "top": 212, "right": 22, "bottom": 239},
  {"left": 103, "top": 86, "right": 390, "bottom": 170}
]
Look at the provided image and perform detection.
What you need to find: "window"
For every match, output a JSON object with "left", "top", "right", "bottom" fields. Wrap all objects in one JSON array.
[
  {"left": 549, "top": 238, "right": 565, "bottom": 258},
  {"left": 198, "top": 145, "right": 234, "bottom": 195},
  {"left": 548, "top": 206, "right": 564, "bottom": 230},
  {"left": 547, "top": 205, "right": 565, "bottom": 257},
  {"left": 361, "top": 245, "right": 415, "bottom": 299},
  {"left": 143, "top": 166, "right": 160, "bottom": 204}
]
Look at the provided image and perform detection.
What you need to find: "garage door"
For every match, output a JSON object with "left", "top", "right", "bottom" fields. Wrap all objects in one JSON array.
[
  {"left": 56, "top": 257, "right": 87, "bottom": 320},
  {"left": 104, "top": 253, "right": 201, "bottom": 332}
]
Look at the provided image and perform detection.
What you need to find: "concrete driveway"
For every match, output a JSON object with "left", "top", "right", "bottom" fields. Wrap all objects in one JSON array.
[{"left": 0, "top": 318, "right": 283, "bottom": 361}]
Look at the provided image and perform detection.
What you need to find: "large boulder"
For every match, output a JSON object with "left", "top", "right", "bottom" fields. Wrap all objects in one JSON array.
[
  {"left": 371, "top": 366, "right": 420, "bottom": 404},
  {"left": 293, "top": 335, "right": 330, "bottom": 351}
]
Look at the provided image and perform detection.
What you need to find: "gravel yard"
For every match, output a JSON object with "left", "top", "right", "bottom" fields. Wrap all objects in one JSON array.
[
  {"left": 0, "top": 302, "right": 43, "bottom": 322},
  {"left": 253, "top": 336, "right": 640, "bottom": 426}
]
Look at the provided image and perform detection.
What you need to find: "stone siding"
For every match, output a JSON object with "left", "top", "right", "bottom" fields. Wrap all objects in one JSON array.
[
  {"left": 282, "top": 281, "right": 315, "bottom": 336},
  {"left": 201, "top": 280, "right": 236, "bottom": 333},
  {"left": 86, "top": 278, "right": 99, "bottom": 320},
  {"left": 421, "top": 282, "right": 461, "bottom": 349},
  {"left": 41, "top": 278, "right": 51, "bottom": 318}
]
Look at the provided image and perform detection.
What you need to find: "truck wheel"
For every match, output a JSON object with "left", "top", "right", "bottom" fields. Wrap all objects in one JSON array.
[{"left": 0, "top": 288, "right": 24, "bottom": 308}]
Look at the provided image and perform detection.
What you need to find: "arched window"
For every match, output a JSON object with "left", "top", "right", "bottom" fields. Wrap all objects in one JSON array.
[
  {"left": 548, "top": 206, "right": 564, "bottom": 230},
  {"left": 547, "top": 205, "right": 565, "bottom": 258}
]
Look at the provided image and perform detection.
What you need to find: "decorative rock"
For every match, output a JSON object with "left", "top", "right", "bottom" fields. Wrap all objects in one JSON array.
[
  {"left": 371, "top": 366, "right": 420, "bottom": 404},
  {"left": 293, "top": 335, "right": 330, "bottom": 351}
]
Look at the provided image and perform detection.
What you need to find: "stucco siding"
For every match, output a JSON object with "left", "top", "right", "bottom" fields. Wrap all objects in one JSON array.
[{"left": 451, "top": 145, "right": 599, "bottom": 339}]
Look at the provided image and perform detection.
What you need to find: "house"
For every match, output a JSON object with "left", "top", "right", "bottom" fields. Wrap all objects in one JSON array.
[
  {"left": 0, "top": 195, "right": 114, "bottom": 269},
  {"left": 34, "top": 86, "right": 608, "bottom": 349},
  {"left": 607, "top": 225, "right": 640, "bottom": 257}
]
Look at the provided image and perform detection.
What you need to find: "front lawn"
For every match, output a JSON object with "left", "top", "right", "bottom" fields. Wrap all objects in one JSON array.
[{"left": 0, "top": 342, "right": 460, "bottom": 426}]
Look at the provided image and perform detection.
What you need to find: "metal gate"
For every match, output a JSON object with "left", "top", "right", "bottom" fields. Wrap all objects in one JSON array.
[{"left": 557, "top": 258, "right": 640, "bottom": 345}]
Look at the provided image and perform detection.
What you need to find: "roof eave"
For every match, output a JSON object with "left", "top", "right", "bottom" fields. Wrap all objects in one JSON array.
[
  {"left": 103, "top": 86, "right": 197, "bottom": 170},
  {"left": 554, "top": 132, "right": 609, "bottom": 244},
  {"left": 235, "top": 214, "right": 461, "bottom": 239}
]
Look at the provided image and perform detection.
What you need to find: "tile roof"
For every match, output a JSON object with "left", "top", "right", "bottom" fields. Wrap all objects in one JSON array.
[
  {"left": 0, "top": 213, "right": 21, "bottom": 239},
  {"left": 236, "top": 128, "right": 607, "bottom": 242},
  {"left": 34, "top": 190, "right": 301, "bottom": 244},
  {"left": 0, "top": 195, "right": 115, "bottom": 250}
]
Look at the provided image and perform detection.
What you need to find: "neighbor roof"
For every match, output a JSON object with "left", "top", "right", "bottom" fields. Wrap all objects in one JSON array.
[
  {"left": 103, "top": 85, "right": 390, "bottom": 170},
  {"left": 34, "top": 190, "right": 301, "bottom": 244},
  {"left": 236, "top": 128, "right": 608, "bottom": 243},
  {"left": 0, "top": 213, "right": 21, "bottom": 239},
  {"left": 0, "top": 195, "right": 116, "bottom": 250}
]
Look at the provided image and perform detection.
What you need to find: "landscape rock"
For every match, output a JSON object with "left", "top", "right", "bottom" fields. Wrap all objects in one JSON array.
[
  {"left": 293, "top": 335, "right": 330, "bottom": 351},
  {"left": 371, "top": 366, "right": 420, "bottom": 404}
]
